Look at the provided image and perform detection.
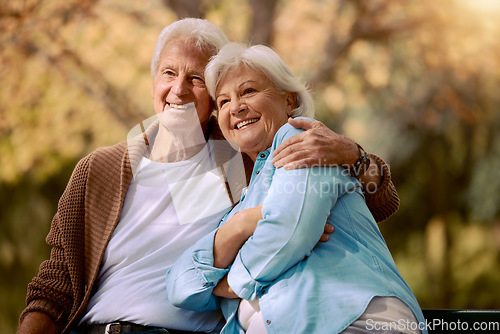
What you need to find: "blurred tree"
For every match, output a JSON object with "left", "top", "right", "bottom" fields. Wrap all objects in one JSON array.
[
  {"left": 162, "top": 0, "right": 279, "bottom": 45},
  {"left": 163, "top": 0, "right": 207, "bottom": 18},
  {"left": 267, "top": 0, "right": 500, "bottom": 309},
  {"left": 1, "top": 0, "right": 175, "bottom": 331},
  {"left": 247, "top": 0, "right": 278, "bottom": 45},
  {"left": 2, "top": 0, "right": 500, "bottom": 332},
  {"left": 306, "top": 0, "right": 500, "bottom": 309},
  {"left": 308, "top": 0, "right": 425, "bottom": 89}
]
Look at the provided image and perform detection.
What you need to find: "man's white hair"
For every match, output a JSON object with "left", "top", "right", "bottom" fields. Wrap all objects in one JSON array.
[{"left": 151, "top": 18, "right": 229, "bottom": 78}]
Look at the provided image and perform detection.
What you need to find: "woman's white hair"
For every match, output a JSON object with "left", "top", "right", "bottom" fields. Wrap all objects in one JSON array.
[
  {"left": 205, "top": 43, "right": 314, "bottom": 118},
  {"left": 151, "top": 18, "right": 229, "bottom": 78}
]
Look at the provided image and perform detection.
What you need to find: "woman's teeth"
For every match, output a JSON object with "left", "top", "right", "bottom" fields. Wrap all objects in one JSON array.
[{"left": 236, "top": 118, "right": 259, "bottom": 129}]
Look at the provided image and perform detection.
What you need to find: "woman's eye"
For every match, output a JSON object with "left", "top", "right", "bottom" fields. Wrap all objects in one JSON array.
[
  {"left": 218, "top": 99, "right": 229, "bottom": 108},
  {"left": 244, "top": 88, "right": 255, "bottom": 94}
]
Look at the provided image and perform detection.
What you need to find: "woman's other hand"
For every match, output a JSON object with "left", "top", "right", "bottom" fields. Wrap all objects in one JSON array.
[
  {"left": 213, "top": 204, "right": 263, "bottom": 269},
  {"left": 213, "top": 275, "right": 239, "bottom": 299}
]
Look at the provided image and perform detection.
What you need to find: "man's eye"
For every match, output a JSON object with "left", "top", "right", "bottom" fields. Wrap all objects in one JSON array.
[
  {"left": 163, "top": 70, "right": 175, "bottom": 77},
  {"left": 192, "top": 76, "right": 205, "bottom": 86}
]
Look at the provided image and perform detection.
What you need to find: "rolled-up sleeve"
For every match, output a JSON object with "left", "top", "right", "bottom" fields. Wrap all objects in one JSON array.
[
  {"left": 166, "top": 229, "right": 228, "bottom": 311},
  {"left": 227, "top": 124, "right": 356, "bottom": 300}
]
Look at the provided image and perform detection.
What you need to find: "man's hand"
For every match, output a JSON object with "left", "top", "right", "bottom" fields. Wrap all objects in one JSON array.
[
  {"left": 320, "top": 223, "right": 335, "bottom": 242},
  {"left": 272, "top": 118, "right": 358, "bottom": 170},
  {"left": 272, "top": 118, "right": 382, "bottom": 192},
  {"left": 17, "top": 312, "right": 58, "bottom": 334}
]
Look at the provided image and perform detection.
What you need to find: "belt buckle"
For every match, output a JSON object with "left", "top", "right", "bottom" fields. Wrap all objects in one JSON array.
[{"left": 104, "top": 322, "right": 121, "bottom": 333}]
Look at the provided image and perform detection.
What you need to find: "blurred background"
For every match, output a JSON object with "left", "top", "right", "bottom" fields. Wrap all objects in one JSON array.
[{"left": 1, "top": 0, "right": 499, "bottom": 331}]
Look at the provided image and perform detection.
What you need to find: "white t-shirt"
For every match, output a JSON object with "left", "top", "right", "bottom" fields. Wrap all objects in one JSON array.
[{"left": 81, "top": 140, "right": 232, "bottom": 332}]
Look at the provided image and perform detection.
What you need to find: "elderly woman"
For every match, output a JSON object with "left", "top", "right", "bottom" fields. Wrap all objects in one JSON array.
[{"left": 166, "top": 43, "right": 426, "bottom": 334}]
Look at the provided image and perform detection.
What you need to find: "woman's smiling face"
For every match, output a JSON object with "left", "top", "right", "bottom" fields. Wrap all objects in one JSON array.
[{"left": 216, "top": 65, "right": 295, "bottom": 160}]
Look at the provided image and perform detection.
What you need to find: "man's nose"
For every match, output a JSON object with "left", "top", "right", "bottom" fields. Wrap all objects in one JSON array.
[{"left": 171, "top": 75, "right": 189, "bottom": 96}]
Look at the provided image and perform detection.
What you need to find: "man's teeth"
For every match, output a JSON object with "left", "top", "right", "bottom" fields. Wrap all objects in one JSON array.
[
  {"left": 236, "top": 119, "right": 259, "bottom": 129},
  {"left": 169, "top": 103, "right": 188, "bottom": 109}
]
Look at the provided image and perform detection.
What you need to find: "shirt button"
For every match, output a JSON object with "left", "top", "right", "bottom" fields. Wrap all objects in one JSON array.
[
  {"left": 266, "top": 320, "right": 271, "bottom": 325},
  {"left": 256, "top": 171, "right": 260, "bottom": 175},
  {"left": 260, "top": 153, "right": 266, "bottom": 158}
]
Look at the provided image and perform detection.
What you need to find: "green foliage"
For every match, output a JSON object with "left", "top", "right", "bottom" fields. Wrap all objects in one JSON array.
[
  {"left": 325, "top": 0, "right": 500, "bottom": 310},
  {"left": 0, "top": 165, "right": 75, "bottom": 332}
]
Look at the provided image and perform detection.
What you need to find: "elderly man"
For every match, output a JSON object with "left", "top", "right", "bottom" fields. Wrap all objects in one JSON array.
[{"left": 17, "top": 18, "right": 398, "bottom": 334}]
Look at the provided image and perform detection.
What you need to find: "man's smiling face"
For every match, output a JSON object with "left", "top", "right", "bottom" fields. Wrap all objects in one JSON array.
[{"left": 151, "top": 38, "right": 213, "bottom": 132}]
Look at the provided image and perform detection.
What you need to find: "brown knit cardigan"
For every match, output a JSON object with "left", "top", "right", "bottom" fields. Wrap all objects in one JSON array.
[{"left": 20, "top": 118, "right": 399, "bottom": 333}]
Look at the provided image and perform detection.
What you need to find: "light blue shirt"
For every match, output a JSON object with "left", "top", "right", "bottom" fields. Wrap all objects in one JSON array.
[{"left": 166, "top": 120, "right": 426, "bottom": 333}]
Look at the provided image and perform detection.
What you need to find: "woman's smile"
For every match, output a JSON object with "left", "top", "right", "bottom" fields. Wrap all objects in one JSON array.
[
  {"left": 216, "top": 65, "right": 294, "bottom": 160},
  {"left": 235, "top": 118, "right": 260, "bottom": 130}
]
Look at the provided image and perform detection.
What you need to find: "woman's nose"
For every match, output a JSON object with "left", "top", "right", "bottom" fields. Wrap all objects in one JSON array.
[{"left": 229, "top": 99, "right": 245, "bottom": 115}]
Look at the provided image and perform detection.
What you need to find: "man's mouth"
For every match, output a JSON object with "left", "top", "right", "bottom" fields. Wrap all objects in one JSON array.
[
  {"left": 235, "top": 118, "right": 259, "bottom": 129},
  {"left": 164, "top": 102, "right": 196, "bottom": 112},
  {"left": 167, "top": 102, "right": 189, "bottom": 110}
]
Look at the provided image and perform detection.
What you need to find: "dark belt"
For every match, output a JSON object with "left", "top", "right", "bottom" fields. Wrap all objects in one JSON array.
[{"left": 78, "top": 322, "right": 199, "bottom": 334}]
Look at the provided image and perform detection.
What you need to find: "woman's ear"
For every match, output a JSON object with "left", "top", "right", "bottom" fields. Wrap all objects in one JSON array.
[{"left": 286, "top": 92, "right": 297, "bottom": 116}]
